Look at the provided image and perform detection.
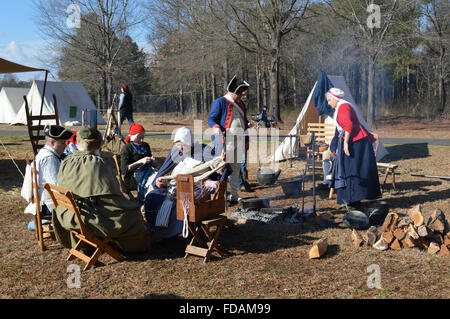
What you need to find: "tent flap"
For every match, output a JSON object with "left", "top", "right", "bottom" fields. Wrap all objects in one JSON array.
[{"left": 0, "top": 58, "right": 47, "bottom": 74}]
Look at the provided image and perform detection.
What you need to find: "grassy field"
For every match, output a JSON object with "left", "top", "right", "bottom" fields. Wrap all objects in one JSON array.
[{"left": 0, "top": 114, "right": 449, "bottom": 299}]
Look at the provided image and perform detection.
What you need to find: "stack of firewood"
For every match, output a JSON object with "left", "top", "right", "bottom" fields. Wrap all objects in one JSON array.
[{"left": 351, "top": 204, "right": 450, "bottom": 256}]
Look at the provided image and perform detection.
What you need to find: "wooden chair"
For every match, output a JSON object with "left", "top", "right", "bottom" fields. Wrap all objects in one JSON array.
[
  {"left": 306, "top": 122, "right": 335, "bottom": 170},
  {"left": 112, "top": 154, "right": 137, "bottom": 201},
  {"left": 176, "top": 174, "right": 227, "bottom": 263},
  {"left": 24, "top": 94, "right": 60, "bottom": 156},
  {"left": 44, "top": 183, "right": 124, "bottom": 271},
  {"left": 27, "top": 158, "right": 56, "bottom": 251}
]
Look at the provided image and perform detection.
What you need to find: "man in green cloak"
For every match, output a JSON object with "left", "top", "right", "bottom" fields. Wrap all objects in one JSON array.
[{"left": 52, "top": 127, "right": 148, "bottom": 253}]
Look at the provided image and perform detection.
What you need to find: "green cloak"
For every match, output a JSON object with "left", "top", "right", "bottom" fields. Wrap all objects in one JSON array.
[{"left": 52, "top": 151, "right": 146, "bottom": 253}]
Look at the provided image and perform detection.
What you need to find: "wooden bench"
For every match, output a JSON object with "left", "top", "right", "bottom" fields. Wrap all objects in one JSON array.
[
  {"left": 377, "top": 162, "right": 398, "bottom": 192},
  {"left": 306, "top": 122, "right": 335, "bottom": 170}
]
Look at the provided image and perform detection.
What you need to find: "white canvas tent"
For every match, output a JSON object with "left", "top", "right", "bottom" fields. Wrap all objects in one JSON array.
[
  {"left": 0, "top": 87, "right": 30, "bottom": 123},
  {"left": 273, "top": 75, "right": 388, "bottom": 162},
  {"left": 11, "top": 80, "right": 105, "bottom": 126}
]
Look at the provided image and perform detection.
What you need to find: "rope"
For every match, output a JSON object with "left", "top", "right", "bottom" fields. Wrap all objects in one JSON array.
[
  {"left": 180, "top": 192, "right": 191, "bottom": 238},
  {"left": 0, "top": 136, "right": 25, "bottom": 179}
]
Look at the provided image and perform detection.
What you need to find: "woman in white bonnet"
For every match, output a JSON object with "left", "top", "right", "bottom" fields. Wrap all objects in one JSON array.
[{"left": 326, "top": 88, "right": 381, "bottom": 206}]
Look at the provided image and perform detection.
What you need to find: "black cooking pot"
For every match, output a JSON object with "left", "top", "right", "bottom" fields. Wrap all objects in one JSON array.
[
  {"left": 365, "top": 200, "right": 389, "bottom": 225},
  {"left": 257, "top": 168, "right": 281, "bottom": 185},
  {"left": 240, "top": 197, "right": 270, "bottom": 210}
]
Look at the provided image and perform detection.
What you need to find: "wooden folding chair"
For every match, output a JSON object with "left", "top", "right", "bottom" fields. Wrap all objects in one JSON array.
[
  {"left": 27, "top": 158, "right": 56, "bottom": 251},
  {"left": 44, "top": 183, "right": 124, "bottom": 271},
  {"left": 24, "top": 94, "right": 60, "bottom": 156},
  {"left": 176, "top": 175, "right": 227, "bottom": 263},
  {"left": 112, "top": 154, "right": 136, "bottom": 201}
]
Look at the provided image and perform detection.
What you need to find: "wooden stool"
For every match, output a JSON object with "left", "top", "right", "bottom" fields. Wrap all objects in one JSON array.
[
  {"left": 185, "top": 215, "right": 227, "bottom": 263},
  {"left": 377, "top": 163, "right": 398, "bottom": 192}
]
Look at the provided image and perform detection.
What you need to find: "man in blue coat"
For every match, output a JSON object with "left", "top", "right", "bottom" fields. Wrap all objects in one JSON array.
[{"left": 208, "top": 75, "right": 250, "bottom": 204}]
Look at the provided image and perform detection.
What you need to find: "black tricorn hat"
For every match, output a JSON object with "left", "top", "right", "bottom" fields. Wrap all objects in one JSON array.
[
  {"left": 43, "top": 124, "right": 73, "bottom": 140},
  {"left": 227, "top": 75, "right": 249, "bottom": 94}
]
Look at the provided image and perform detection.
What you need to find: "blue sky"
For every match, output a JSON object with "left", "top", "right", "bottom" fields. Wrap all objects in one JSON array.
[
  {"left": 0, "top": 1, "right": 150, "bottom": 81},
  {"left": 0, "top": 1, "right": 48, "bottom": 80}
]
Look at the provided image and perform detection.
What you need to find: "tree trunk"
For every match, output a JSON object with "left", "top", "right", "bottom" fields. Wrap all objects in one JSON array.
[
  {"left": 179, "top": 84, "right": 184, "bottom": 115},
  {"left": 407, "top": 64, "right": 410, "bottom": 107},
  {"left": 256, "top": 55, "right": 261, "bottom": 113},
  {"left": 202, "top": 71, "right": 208, "bottom": 114},
  {"left": 211, "top": 66, "right": 216, "bottom": 102},
  {"left": 292, "top": 62, "right": 297, "bottom": 110},
  {"left": 269, "top": 55, "right": 281, "bottom": 123},
  {"left": 367, "top": 57, "right": 376, "bottom": 128},
  {"left": 437, "top": 46, "right": 446, "bottom": 114},
  {"left": 223, "top": 55, "right": 229, "bottom": 92},
  {"left": 262, "top": 70, "right": 268, "bottom": 107}
]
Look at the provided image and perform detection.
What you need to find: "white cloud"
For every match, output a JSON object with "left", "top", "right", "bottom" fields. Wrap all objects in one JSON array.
[{"left": 0, "top": 40, "right": 58, "bottom": 80}]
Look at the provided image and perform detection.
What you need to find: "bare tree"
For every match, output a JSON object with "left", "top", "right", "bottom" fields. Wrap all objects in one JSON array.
[
  {"left": 324, "top": 0, "right": 418, "bottom": 127},
  {"left": 179, "top": 0, "right": 311, "bottom": 123},
  {"left": 420, "top": 0, "right": 449, "bottom": 114},
  {"left": 33, "top": 0, "right": 145, "bottom": 108}
]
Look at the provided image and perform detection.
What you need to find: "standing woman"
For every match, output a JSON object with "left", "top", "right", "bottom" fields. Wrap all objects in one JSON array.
[
  {"left": 327, "top": 88, "right": 381, "bottom": 206},
  {"left": 118, "top": 84, "right": 134, "bottom": 128}
]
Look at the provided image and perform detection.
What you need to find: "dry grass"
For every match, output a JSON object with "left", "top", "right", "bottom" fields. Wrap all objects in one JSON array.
[{"left": 0, "top": 115, "right": 449, "bottom": 299}]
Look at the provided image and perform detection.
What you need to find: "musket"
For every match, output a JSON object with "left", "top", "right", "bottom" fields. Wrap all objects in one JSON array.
[{"left": 411, "top": 174, "right": 450, "bottom": 181}]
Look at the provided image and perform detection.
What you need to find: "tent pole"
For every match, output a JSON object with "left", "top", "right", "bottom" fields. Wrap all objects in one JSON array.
[{"left": 35, "top": 70, "right": 48, "bottom": 146}]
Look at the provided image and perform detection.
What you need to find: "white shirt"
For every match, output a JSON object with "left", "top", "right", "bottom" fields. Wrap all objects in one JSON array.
[{"left": 34, "top": 145, "right": 62, "bottom": 209}]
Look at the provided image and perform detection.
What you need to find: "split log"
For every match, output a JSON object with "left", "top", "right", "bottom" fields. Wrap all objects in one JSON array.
[
  {"left": 417, "top": 238, "right": 430, "bottom": 250},
  {"left": 391, "top": 238, "right": 402, "bottom": 250},
  {"left": 409, "top": 208, "right": 424, "bottom": 227},
  {"left": 430, "top": 232, "right": 444, "bottom": 245},
  {"left": 393, "top": 228, "right": 406, "bottom": 240},
  {"left": 438, "top": 244, "right": 450, "bottom": 256},
  {"left": 382, "top": 231, "right": 394, "bottom": 244},
  {"left": 373, "top": 236, "right": 389, "bottom": 251},
  {"left": 418, "top": 225, "right": 432, "bottom": 238},
  {"left": 427, "top": 209, "right": 446, "bottom": 234},
  {"left": 351, "top": 229, "right": 364, "bottom": 248},
  {"left": 404, "top": 235, "right": 417, "bottom": 248},
  {"left": 408, "top": 224, "right": 420, "bottom": 240},
  {"left": 445, "top": 236, "right": 450, "bottom": 247},
  {"left": 364, "top": 232, "right": 377, "bottom": 247},
  {"left": 397, "top": 217, "right": 413, "bottom": 229},
  {"left": 382, "top": 213, "right": 399, "bottom": 233},
  {"left": 427, "top": 242, "right": 440, "bottom": 254},
  {"left": 309, "top": 238, "right": 328, "bottom": 259}
]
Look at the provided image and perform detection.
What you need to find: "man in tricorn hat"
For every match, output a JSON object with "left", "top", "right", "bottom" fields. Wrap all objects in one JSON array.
[
  {"left": 34, "top": 124, "right": 73, "bottom": 215},
  {"left": 208, "top": 75, "right": 250, "bottom": 204}
]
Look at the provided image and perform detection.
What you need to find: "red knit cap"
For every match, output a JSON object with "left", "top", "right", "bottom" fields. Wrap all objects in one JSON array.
[
  {"left": 66, "top": 131, "right": 78, "bottom": 145},
  {"left": 125, "top": 123, "right": 145, "bottom": 143}
]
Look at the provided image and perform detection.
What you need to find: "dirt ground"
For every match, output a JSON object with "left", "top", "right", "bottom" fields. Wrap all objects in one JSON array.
[{"left": 0, "top": 114, "right": 449, "bottom": 299}]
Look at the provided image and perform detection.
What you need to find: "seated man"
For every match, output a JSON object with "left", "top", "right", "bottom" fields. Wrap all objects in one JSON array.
[
  {"left": 33, "top": 124, "right": 73, "bottom": 216},
  {"left": 52, "top": 127, "right": 148, "bottom": 253},
  {"left": 120, "top": 123, "right": 155, "bottom": 204},
  {"left": 144, "top": 126, "right": 229, "bottom": 241}
]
